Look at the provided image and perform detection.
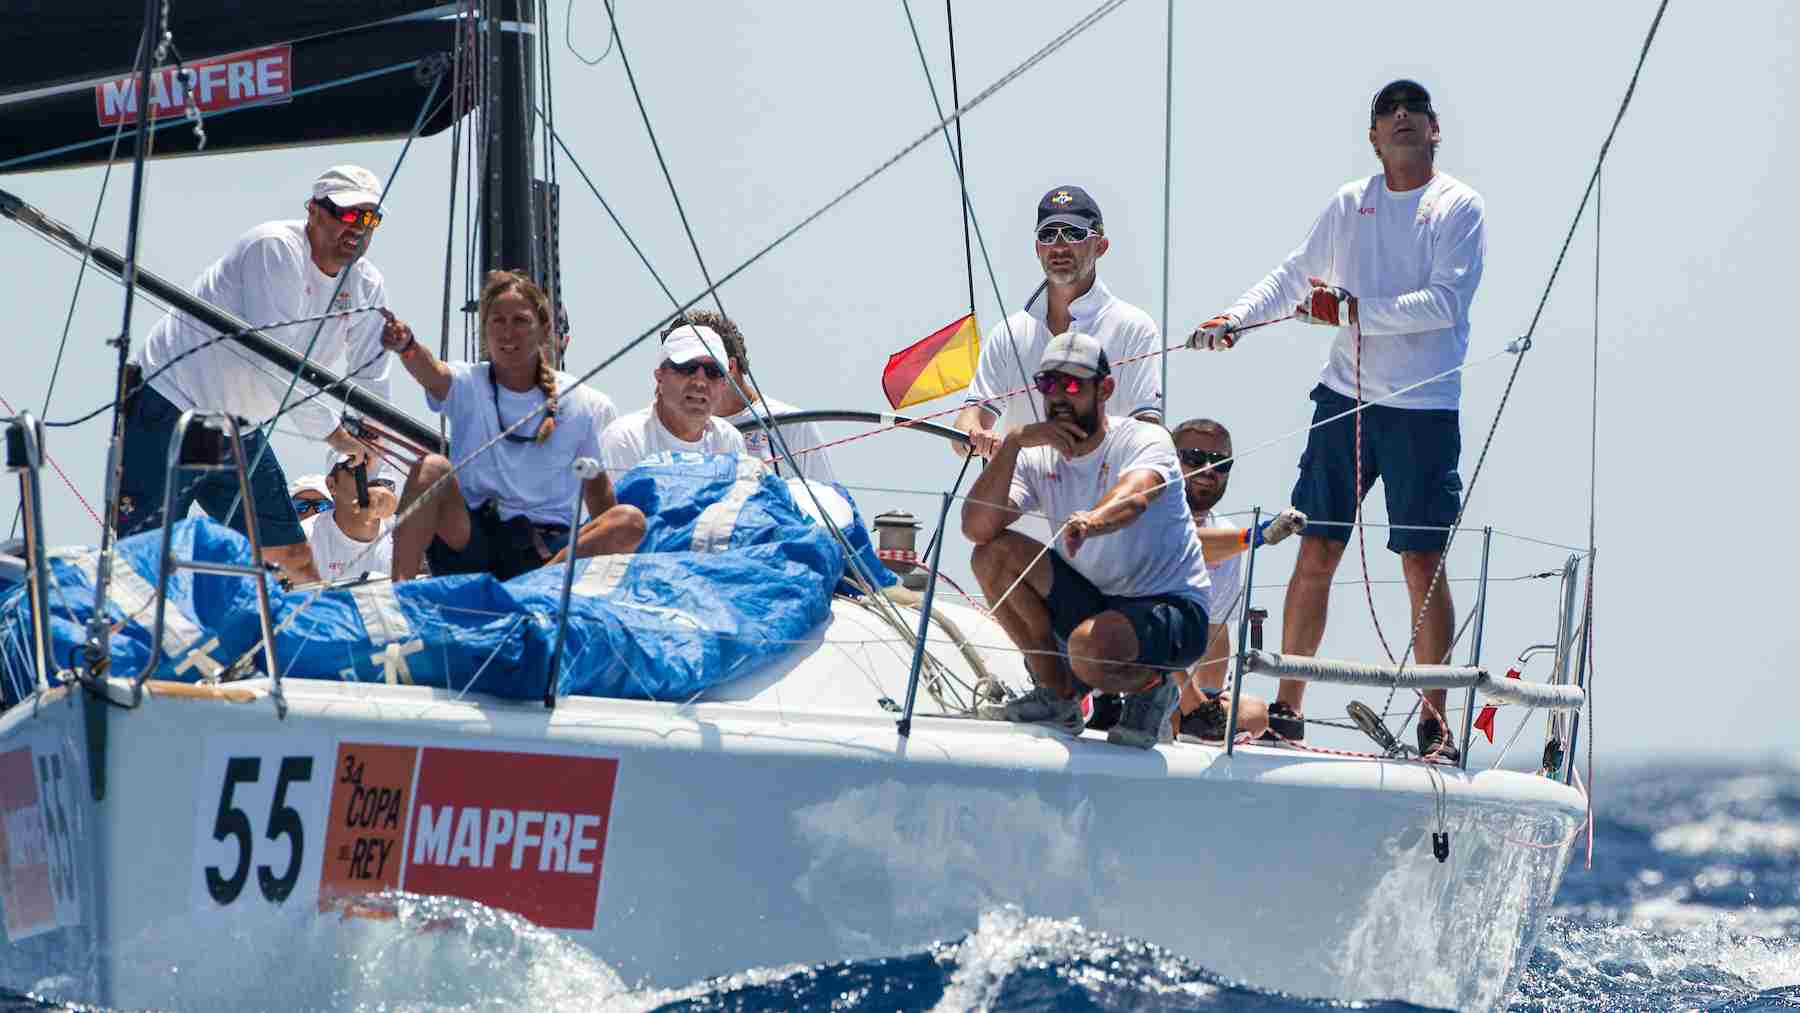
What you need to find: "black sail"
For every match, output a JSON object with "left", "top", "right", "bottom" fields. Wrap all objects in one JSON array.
[{"left": 0, "top": 4, "right": 464, "bottom": 174}]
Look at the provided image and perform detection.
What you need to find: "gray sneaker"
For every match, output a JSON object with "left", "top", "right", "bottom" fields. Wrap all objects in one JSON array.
[
  {"left": 1108, "top": 675, "right": 1180, "bottom": 749},
  {"left": 985, "top": 685, "right": 1086, "bottom": 734}
]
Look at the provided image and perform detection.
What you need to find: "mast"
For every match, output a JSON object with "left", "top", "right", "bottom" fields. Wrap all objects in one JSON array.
[{"left": 478, "top": 0, "right": 539, "bottom": 277}]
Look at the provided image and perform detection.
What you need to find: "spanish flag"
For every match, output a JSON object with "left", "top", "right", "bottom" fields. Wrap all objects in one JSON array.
[{"left": 881, "top": 313, "right": 980, "bottom": 410}]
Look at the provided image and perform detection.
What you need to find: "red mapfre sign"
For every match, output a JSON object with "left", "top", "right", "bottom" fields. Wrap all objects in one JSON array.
[
  {"left": 320, "top": 744, "right": 621, "bottom": 932},
  {"left": 94, "top": 46, "right": 292, "bottom": 127}
]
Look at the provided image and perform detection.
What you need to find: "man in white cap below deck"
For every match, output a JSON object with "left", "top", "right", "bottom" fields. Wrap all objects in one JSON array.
[
  {"left": 1186, "top": 78, "right": 1486, "bottom": 761},
  {"left": 117, "top": 164, "right": 394, "bottom": 584},
  {"left": 600, "top": 324, "right": 748, "bottom": 475},
  {"left": 303, "top": 453, "right": 398, "bottom": 583},
  {"left": 953, "top": 185, "right": 1164, "bottom": 459},
  {"left": 962, "top": 332, "right": 1212, "bottom": 748}
]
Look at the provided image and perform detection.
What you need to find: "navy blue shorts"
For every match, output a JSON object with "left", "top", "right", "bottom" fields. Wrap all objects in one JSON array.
[
  {"left": 1291, "top": 384, "right": 1462, "bottom": 554},
  {"left": 116, "top": 385, "right": 307, "bottom": 547},
  {"left": 426, "top": 501, "right": 572, "bottom": 582},
  {"left": 1044, "top": 551, "right": 1210, "bottom": 672}
]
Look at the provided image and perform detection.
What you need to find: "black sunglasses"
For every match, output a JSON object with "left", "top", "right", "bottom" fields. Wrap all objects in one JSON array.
[
  {"left": 663, "top": 359, "right": 726, "bottom": 381},
  {"left": 1179, "top": 448, "right": 1232, "bottom": 474},
  {"left": 292, "top": 497, "right": 333, "bottom": 517},
  {"left": 1035, "top": 224, "right": 1096, "bottom": 246},
  {"left": 1032, "top": 371, "right": 1094, "bottom": 396},
  {"left": 313, "top": 196, "right": 383, "bottom": 230},
  {"left": 1373, "top": 94, "right": 1432, "bottom": 118}
]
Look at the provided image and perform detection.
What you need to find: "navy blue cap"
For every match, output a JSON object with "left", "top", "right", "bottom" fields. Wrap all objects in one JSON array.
[
  {"left": 1370, "top": 79, "right": 1433, "bottom": 126},
  {"left": 1037, "top": 185, "right": 1102, "bottom": 230}
]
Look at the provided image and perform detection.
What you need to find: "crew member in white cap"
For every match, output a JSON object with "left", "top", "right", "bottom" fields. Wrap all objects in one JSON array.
[
  {"left": 118, "top": 164, "right": 395, "bottom": 584},
  {"left": 303, "top": 453, "right": 398, "bottom": 583},
  {"left": 599, "top": 324, "right": 748, "bottom": 474},
  {"left": 382, "top": 270, "right": 644, "bottom": 582},
  {"left": 962, "top": 332, "right": 1211, "bottom": 750}
]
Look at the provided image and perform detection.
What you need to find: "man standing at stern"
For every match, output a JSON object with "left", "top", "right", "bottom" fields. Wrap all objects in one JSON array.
[
  {"left": 1187, "top": 79, "right": 1486, "bottom": 760},
  {"left": 963, "top": 334, "right": 1211, "bottom": 749}
]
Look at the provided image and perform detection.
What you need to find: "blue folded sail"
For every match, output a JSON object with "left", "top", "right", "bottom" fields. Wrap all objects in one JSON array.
[{"left": 0, "top": 454, "right": 866, "bottom": 707}]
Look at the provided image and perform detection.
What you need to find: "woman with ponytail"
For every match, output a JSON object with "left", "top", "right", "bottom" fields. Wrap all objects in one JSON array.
[{"left": 379, "top": 270, "right": 644, "bottom": 581}]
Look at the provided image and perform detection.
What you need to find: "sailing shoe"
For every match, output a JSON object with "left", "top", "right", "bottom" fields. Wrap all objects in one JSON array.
[
  {"left": 993, "top": 686, "right": 1086, "bottom": 734},
  {"left": 1178, "top": 694, "right": 1227, "bottom": 742},
  {"left": 1417, "top": 718, "right": 1461, "bottom": 764},
  {"left": 1108, "top": 675, "right": 1181, "bottom": 749},
  {"left": 1260, "top": 701, "right": 1306, "bottom": 744},
  {"left": 1086, "top": 693, "right": 1124, "bottom": 732}
]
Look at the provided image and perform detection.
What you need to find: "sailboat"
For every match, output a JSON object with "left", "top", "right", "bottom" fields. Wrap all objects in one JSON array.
[{"left": 0, "top": 2, "right": 1624, "bottom": 1009}]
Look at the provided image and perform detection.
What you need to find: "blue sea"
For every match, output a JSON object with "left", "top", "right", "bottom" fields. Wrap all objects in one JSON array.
[{"left": 4, "top": 759, "right": 1796, "bottom": 1011}]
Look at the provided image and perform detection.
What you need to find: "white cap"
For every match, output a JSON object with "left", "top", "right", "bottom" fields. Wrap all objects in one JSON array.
[
  {"left": 1037, "top": 331, "right": 1110, "bottom": 379},
  {"left": 289, "top": 474, "right": 331, "bottom": 499},
  {"left": 312, "top": 165, "right": 383, "bottom": 208},
  {"left": 662, "top": 324, "right": 729, "bottom": 368}
]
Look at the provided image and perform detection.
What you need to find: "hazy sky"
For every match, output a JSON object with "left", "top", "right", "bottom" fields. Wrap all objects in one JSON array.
[{"left": 1, "top": 0, "right": 1794, "bottom": 760}]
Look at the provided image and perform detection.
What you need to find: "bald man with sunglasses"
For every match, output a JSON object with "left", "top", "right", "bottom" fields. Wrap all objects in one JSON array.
[{"left": 117, "top": 165, "right": 395, "bottom": 584}]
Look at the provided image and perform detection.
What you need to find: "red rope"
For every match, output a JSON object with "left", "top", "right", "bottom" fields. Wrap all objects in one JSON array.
[
  {"left": 758, "top": 314, "right": 1297, "bottom": 466},
  {"left": 0, "top": 393, "right": 103, "bottom": 527}
]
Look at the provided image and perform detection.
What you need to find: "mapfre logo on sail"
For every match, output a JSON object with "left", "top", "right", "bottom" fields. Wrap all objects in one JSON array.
[{"left": 94, "top": 46, "right": 292, "bottom": 127}]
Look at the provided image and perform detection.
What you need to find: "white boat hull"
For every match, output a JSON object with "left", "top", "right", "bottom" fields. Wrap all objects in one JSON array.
[{"left": 0, "top": 600, "right": 1583, "bottom": 1011}]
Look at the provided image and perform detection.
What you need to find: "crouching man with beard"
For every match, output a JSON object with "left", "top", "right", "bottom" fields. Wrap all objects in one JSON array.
[{"left": 963, "top": 333, "right": 1214, "bottom": 749}]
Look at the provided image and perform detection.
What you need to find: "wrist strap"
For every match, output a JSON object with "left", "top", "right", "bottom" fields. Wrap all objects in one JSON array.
[{"left": 399, "top": 336, "right": 418, "bottom": 358}]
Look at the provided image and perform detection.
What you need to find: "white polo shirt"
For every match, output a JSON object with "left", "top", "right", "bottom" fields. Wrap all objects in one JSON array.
[
  {"left": 724, "top": 395, "right": 838, "bottom": 485},
  {"left": 600, "top": 404, "right": 746, "bottom": 476},
  {"left": 963, "top": 277, "right": 1163, "bottom": 430}
]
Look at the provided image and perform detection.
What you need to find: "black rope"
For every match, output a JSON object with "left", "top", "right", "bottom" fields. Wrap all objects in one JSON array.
[
  {"left": 1376, "top": 0, "right": 1669, "bottom": 748},
  {"left": 896, "top": 0, "right": 1041, "bottom": 423},
  {"left": 39, "top": 308, "right": 387, "bottom": 429},
  {"left": 945, "top": 0, "right": 976, "bottom": 318},
  {"left": 546, "top": 125, "right": 679, "bottom": 308},
  {"left": 553, "top": 0, "right": 1133, "bottom": 401},
  {"left": 600, "top": 0, "right": 725, "bottom": 319}
]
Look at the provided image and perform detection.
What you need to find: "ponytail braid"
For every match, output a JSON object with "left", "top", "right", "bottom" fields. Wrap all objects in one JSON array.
[{"left": 533, "top": 355, "right": 558, "bottom": 443}]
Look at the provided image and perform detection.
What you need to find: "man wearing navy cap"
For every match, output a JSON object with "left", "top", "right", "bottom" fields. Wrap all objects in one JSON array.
[
  {"left": 954, "top": 185, "right": 1164, "bottom": 459},
  {"left": 962, "top": 333, "right": 1211, "bottom": 749},
  {"left": 1185, "top": 79, "right": 1487, "bottom": 761}
]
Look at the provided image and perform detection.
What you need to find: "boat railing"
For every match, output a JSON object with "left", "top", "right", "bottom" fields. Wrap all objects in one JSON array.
[
  {"left": 132, "top": 411, "right": 279, "bottom": 712},
  {"left": 1221, "top": 510, "right": 1588, "bottom": 772},
  {"left": 5, "top": 413, "right": 54, "bottom": 699}
]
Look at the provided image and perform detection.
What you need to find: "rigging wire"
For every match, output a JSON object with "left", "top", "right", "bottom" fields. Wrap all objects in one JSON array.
[
  {"left": 215, "top": 0, "right": 1161, "bottom": 667},
  {"left": 897, "top": 0, "right": 1040, "bottom": 424},
  {"left": 217, "top": 71, "right": 445, "bottom": 528},
  {"left": 7, "top": 47, "right": 136, "bottom": 541},
  {"left": 565, "top": 0, "right": 618, "bottom": 65},
  {"left": 1157, "top": 0, "right": 1174, "bottom": 423}
]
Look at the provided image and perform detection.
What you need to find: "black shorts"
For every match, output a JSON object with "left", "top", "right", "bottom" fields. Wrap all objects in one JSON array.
[
  {"left": 426, "top": 501, "right": 571, "bottom": 582},
  {"left": 1044, "top": 551, "right": 1210, "bottom": 672},
  {"left": 1290, "top": 383, "right": 1462, "bottom": 553}
]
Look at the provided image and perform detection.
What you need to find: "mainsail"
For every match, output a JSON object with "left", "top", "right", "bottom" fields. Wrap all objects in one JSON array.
[{"left": 0, "top": 2, "right": 462, "bottom": 173}]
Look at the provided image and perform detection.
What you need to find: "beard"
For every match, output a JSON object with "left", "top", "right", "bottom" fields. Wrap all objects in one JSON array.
[
  {"left": 1185, "top": 483, "right": 1224, "bottom": 514},
  {"left": 1049, "top": 401, "right": 1101, "bottom": 439}
]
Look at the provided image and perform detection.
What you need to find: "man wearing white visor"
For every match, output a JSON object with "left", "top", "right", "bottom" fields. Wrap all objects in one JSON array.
[{"left": 601, "top": 324, "right": 748, "bottom": 475}]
